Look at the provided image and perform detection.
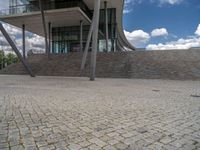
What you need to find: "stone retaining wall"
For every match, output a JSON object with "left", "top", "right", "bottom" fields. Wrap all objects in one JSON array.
[{"left": 1, "top": 49, "right": 200, "bottom": 80}]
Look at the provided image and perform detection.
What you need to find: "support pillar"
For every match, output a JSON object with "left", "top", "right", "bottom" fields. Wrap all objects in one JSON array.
[
  {"left": 39, "top": 0, "right": 49, "bottom": 56},
  {"left": 80, "top": 20, "right": 83, "bottom": 52},
  {"left": 80, "top": 20, "right": 94, "bottom": 71},
  {"left": 22, "top": 24, "right": 25, "bottom": 59},
  {"left": 90, "top": 0, "right": 101, "bottom": 81},
  {"left": 104, "top": 1, "right": 109, "bottom": 52},
  {"left": 0, "top": 22, "right": 35, "bottom": 77},
  {"left": 48, "top": 22, "right": 51, "bottom": 53}
]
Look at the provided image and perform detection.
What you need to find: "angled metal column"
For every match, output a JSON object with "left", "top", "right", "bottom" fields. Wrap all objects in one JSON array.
[
  {"left": 90, "top": 0, "right": 101, "bottom": 81},
  {"left": 104, "top": 1, "right": 109, "bottom": 52},
  {"left": 80, "top": 20, "right": 83, "bottom": 52},
  {"left": 80, "top": 17, "right": 94, "bottom": 71},
  {"left": 22, "top": 24, "right": 26, "bottom": 59},
  {"left": 39, "top": 0, "right": 49, "bottom": 56},
  {"left": 0, "top": 22, "right": 35, "bottom": 77}
]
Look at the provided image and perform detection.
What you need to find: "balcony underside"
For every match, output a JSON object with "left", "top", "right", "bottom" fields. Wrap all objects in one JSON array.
[{"left": 0, "top": 7, "right": 91, "bottom": 36}]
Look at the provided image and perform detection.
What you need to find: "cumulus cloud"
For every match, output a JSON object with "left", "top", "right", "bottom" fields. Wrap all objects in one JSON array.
[
  {"left": 146, "top": 36, "right": 200, "bottom": 50},
  {"left": 151, "top": 28, "right": 168, "bottom": 37},
  {"left": 147, "top": 24, "right": 200, "bottom": 50},
  {"left": 15, "top": 34, "right": 45, "bottom": 52},
  {"left": 195, "top": 24, "right": 200, "bottom": 36},
  {"left": 124, "top": 30, "right": 150, "bottom": 47},
  {"left": 0, "top": 23, "right": 45, "bottom": 53},
  {"left": 27, "top": 34, "right": 45, "bottom": 51},
  {"left": 124, "top": 28, "right": 168, "bottom": 47}
]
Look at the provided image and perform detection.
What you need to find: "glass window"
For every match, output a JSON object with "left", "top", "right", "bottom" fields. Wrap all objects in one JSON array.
[{"left": 51, "top": 8, "right": 117, "bottom": 53}]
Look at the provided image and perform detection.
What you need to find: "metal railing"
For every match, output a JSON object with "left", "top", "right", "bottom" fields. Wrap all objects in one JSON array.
[
  {"left": 0, "top": 1, "right": 92, "bottom": 19},
  {"left": 0, "top": 5, "right": 40, "bottom": 16}
]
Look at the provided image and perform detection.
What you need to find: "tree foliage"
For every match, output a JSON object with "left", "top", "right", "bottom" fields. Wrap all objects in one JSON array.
[{"left": 0, "top": 50, "right": 20, "bottom": 70}]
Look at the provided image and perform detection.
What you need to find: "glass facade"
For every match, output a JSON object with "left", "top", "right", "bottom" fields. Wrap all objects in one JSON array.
[
  {"left": 52, "top": 25, "right": 90, "bottom": 53},
  {"left": 52, "top": 8, "right": 117, "bottom": 53}
]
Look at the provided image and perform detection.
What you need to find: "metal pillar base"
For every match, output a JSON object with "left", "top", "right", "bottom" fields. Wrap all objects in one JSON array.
[{"left": 0, "top": 23, "right": 35, "bottom": 77}]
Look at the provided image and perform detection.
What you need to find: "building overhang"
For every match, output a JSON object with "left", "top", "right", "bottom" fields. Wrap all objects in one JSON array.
[
  {"left": 83, "top": 0, "right": 121, "bottom": 9},
  {"left": 0, "top": 7, "right": 91, "bottom": 36}
]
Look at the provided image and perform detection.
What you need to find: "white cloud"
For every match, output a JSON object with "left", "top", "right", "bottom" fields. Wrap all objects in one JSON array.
[
  {"left": 147, "top": 24, "right": 200, "bottom": 50},
  {"left": 151, "top": 28, "right": 168, "bottom": 37},
  {"left": 124, "top": 30, "right": 150, "bottom": 47},
  {"left": 195, "top": 24, "right": 200, "bottom": 36},
  {"left": 123, "top": 0, "right": 180, "bottom": 13},
  {"left": 2, "top": 23, "right": 22, "bottom": 36},
  {"left": 155, "top": 0, "right": 184, "bottom": 5},
  {"left": 123, "top": 0, "right": 184, "bottom": 14},
  {"left": 123, "top": 0, "right": 143, "bottom": 14},
  {"left": 146, "top": 36, "right": 200, "bottom": 50},
  {"left": 0, "top": 23, "right": 45, "bottom": 53},
  {"left": 27, "top": 34, "right": 45, "bottom": 50},
  {"left": 15, "top": 34, "right": 45, "bottom": 52},
  {"left": 124, "top": 28, "right": 168, "bottom": 47}
]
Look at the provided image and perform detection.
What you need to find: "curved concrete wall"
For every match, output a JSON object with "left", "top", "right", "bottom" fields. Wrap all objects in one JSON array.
[{"left": 116, "top": 0, "right": 135, "bottom": 50}]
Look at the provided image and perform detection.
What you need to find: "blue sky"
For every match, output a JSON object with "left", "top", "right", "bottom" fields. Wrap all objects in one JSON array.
[{"left": 123, "top": 0, "right": 200, "bottom": 49}]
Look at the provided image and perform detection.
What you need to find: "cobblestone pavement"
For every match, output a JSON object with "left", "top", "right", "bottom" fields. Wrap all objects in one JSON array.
[{"left": 0, "top": 75, "right": 200, "bottom": 150}]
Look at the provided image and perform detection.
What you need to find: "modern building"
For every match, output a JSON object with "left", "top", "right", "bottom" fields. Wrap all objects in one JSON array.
[
  {"left": 0, "top": 0, "right": 134, "bottom": 80},
  {"left": 0, "top": 0, "right": 134, "bottom": 53}
]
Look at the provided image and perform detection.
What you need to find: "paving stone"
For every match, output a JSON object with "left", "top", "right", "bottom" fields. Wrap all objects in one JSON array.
[
  {"left": 79, "top": 141, "right": 91, "bottom": 147},
  {"left": 137, "top": 127, "right": 148, "bottom": 134},
  {"left": 160, "top": 136, "right": 175, "bottom": 144},
  {"left": 11, "top": 145, "right": 25, "bottom": 150},
  {"left": 67, "top": 143, "right": 81, "bottom": 150},
  {"left": 0, "top": 76, "right": 200, "bottom": 150},
  {"left": 89, "top": 138, "right": 107, "bottom": 147},
  {"left": 114, "top": 142, "right": 128, "bottom": 150},
  {"left": 79, "top": 127, "right": 92, "bottom": 133},
  {"left": 107, "top": 139, "right": 119, "bottom": 145},
  {"left": 103, "top": 145, "right": 117, "bottom": 150},
  {"left": 107, "top": 132, "right": 119, "bottom": 137},
  {"left": 24, "top": 145, "right": 38, "bottom": 150},
  {"left": 36, "top": 141, "right": 48, "bottom": 148},
  {"left": 88, "top": 144, "right": 101, "bottom": 150}
]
